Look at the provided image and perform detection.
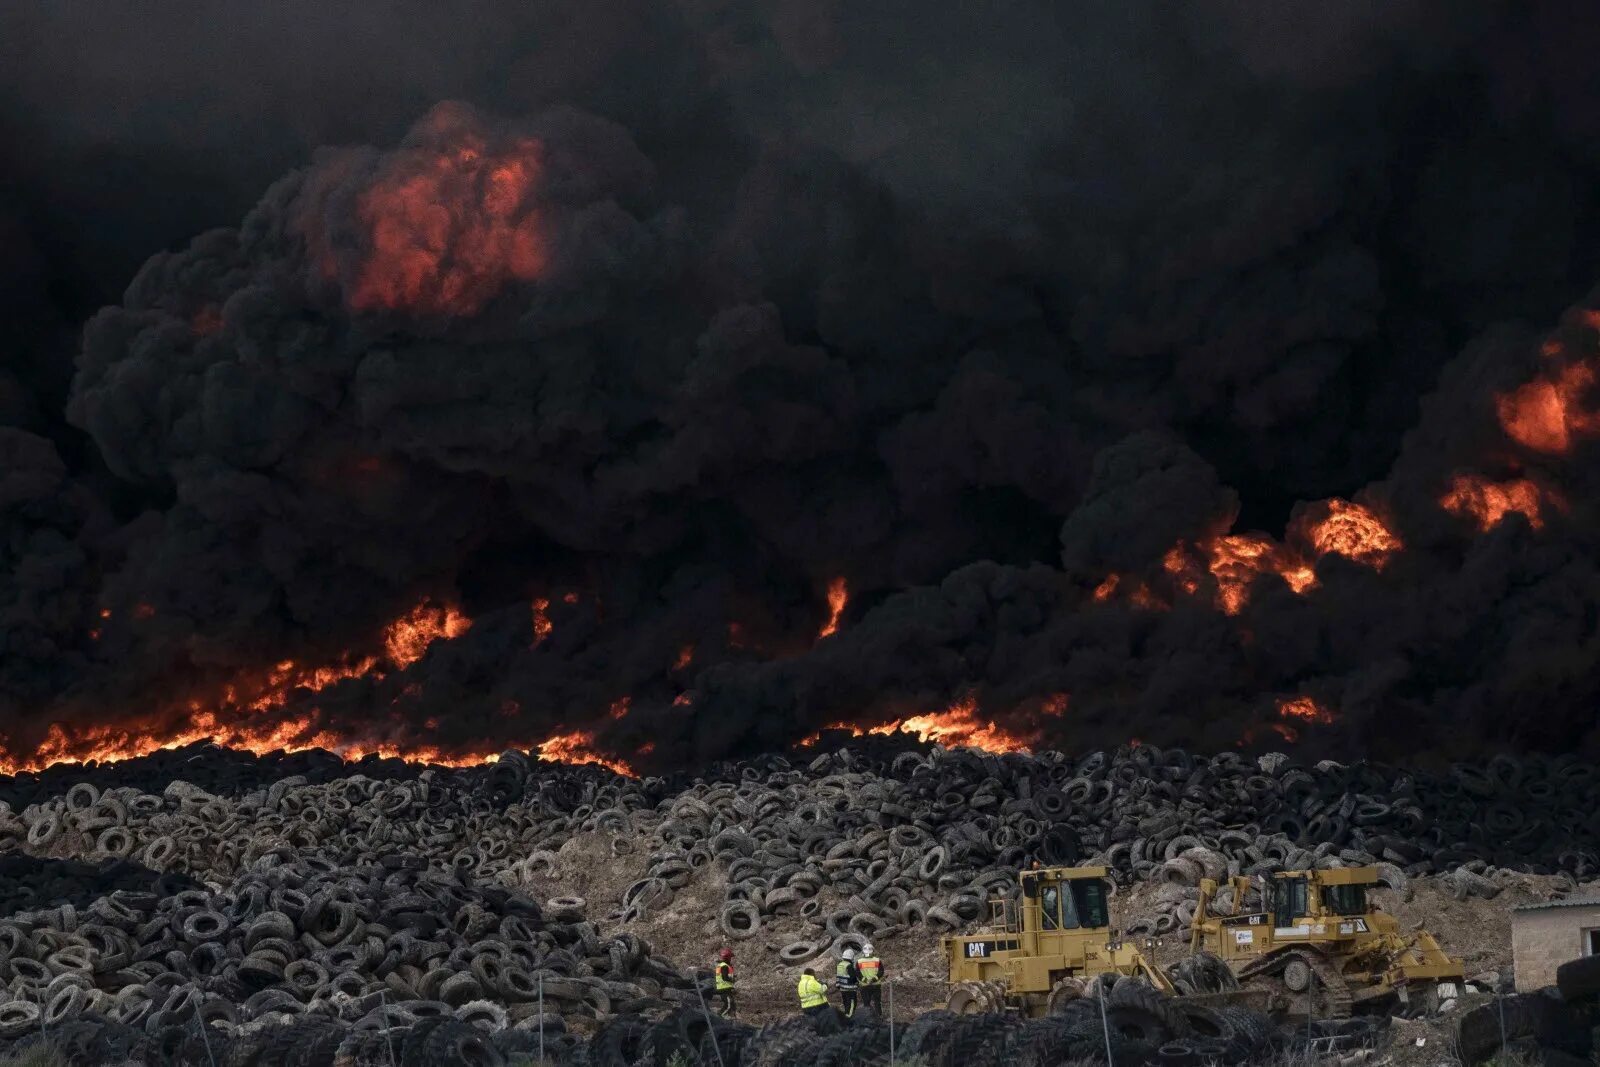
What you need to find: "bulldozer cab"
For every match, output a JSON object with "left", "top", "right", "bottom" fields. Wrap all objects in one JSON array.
[
  {"left": 944, "top": 865, "right": 1174, "bottom": 1014},
  {"left": 1019, "top": 867, "right": 1111, "bottom": 934}
]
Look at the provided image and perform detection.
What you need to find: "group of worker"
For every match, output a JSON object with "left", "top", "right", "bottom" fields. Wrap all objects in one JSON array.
[{"left": 711, "top": 944, "right": 885, "bottom": 1022}]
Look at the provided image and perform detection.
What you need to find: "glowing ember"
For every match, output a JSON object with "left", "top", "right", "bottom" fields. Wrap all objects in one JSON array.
[
  {"left": 608, "top": 697, "right": 631, "bottom": 720},
  {"left": 1497, "top": 361, "right": 1600, "bottom": 454},
  {"left": 384, "top": 599, "right": 472, "bottom": 667},
  {"left": 674, "top": 644, "right": 695, "bottom": 670},
  {"left": 1092, "top": 574, "right": 1120, "bottom": 602},
  {"left": 1041, "top": 693, "right": 1069, "bottom": 717},
  {"left": 818, "top": 577, "right": 849, "bottom": 639},
  {"left": 1295, "top": 498, "right": 1402, "bottom": 570},
  {"left": 1277, "top": 696, "right": 1335, "bottom": 724},
  {"left": 1440, "top": 474, "right": 1547, "bottom": 531},
  {"left": 531, "top": 597, "right": 552, "bottom": 646},
  {"left": 535, "top": 731, "right": 635, "bottom": 776}
]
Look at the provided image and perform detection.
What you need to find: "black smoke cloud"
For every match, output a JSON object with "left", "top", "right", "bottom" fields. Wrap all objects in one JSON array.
[{"left": 5, "top": 0, "right": 1600, "bottom": 768}]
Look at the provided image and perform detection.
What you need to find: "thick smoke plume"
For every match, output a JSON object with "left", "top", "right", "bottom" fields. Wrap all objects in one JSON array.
[{"left": 6, "top": 0, "right": 1600, "bottom": 772}]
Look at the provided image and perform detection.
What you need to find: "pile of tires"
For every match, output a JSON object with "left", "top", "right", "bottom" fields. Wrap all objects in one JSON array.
[
  {"left": 1456, "top": 989, "right": 1594, "bottom": 1066},
  {"left": 0, "top": 854, "right": 198, "bottom": 915},
  {"left": 7, "top": 744, "right": 1599, "bottom": 952},
  {"left": 0, "top": 856, "right": 696, "bottom": 1061},
  {"left": 0, "top": 1000, "right": 1291, "bottom": 1067}
]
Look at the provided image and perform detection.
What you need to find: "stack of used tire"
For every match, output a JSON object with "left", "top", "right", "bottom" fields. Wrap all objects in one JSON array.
[
  {"left": 0, "top": 995, "right": 1295, "bottom": 1066},
  {"left": 0, "top": 740, "right": 1597, "bottom": 1056},
  {"left": 0, "top": 854, "right": 197, "bottom": 915},
  {"left": 5, "top": 744, "right": 1600, "bottom": 954},
  {"left": 0, "top": 856, "right": 697, "bottom": 1064},
  {"left": 1453, "top": 955, "right": 1600, "bottom": 1067}
]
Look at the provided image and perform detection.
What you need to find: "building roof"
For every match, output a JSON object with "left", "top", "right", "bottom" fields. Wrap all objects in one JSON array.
[{"left": 1512, "top": 896, "right": 1600, "bottom": 913}]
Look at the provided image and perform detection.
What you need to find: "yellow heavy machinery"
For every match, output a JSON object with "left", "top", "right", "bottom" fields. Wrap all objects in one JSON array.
[
  {"left": 943, "top": 865, "right": 1175, "bottom": 1016},
  {"left": 1190, "top": 866, "right": 1464, "bottom": 1016}
]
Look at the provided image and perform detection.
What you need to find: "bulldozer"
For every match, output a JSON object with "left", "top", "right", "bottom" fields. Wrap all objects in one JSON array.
[
  {"left": 943, "top": 864, "right": 1177, "bottom": 1016},
  {"left": 1189, "top": 866, "right": 1464, "bottom": 1017}
]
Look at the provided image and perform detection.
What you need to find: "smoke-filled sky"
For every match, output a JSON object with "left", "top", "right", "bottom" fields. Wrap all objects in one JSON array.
[{"left": 5, "top": 0, "right": 1600, "bottom": 772}]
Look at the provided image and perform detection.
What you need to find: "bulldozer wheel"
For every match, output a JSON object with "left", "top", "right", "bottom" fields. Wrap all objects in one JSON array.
[
  {"left": 1046, "top": 977, "right": 1086, "bottom": 1014},
  {"left": 946, "top": 981, "right": 999, "bottom": 1015},
  {"left": 1282, "top": 959, "right": 1311, "bottom": 993},
  {"left": 1238, "top": 948, "right": 1352, "bottom": 1018}
]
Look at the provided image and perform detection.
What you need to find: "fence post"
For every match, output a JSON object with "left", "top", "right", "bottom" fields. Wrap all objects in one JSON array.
[
  {"left": 192, "top": 997, "right": 217, "bottom": 1067},
  {"left": 888, "top": 980, "right": 895, "bottom": 1064},
  {"left": 694, "top": 978, "right": 728, "bottom": 1067},
  {"left": 381, "top": 986, "right": 397, "bottom": 1067},
  {"left": 1097, "top": 985, "right": 1114, "bottom": 1066}
]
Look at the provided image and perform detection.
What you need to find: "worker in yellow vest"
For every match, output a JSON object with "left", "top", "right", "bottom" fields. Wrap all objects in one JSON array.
[
  {"left": 796, "top": 967, "right": 830, "bottom": 1023},
  {"left": 856, "top": 942, "right": 884, "bottom": 1014},
  {"left": 713, "top": 947, "right": 736, "bottom": 1016}
]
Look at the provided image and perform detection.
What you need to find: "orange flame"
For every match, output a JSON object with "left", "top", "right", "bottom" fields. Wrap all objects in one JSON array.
[
  {"left": 673, "top": 644, "right": 695, "bottom": 671},
  {"left": 535, "top": 730, "right": 635, "bottom": 776},
  {"left": 1277, "top": 695, "right": 1336, "bottom": 724},
  {"left": 818, "top": 577, "right": 848, "bottom": 639},
  {"left": 1497, "top": 361, "right": 1600, "bottom": 454},
  {"left": 384, "top": 599, "right": 472, "bottom": 667},
  {"left": 1440, "top": 474, "right": 1548, "bottom": 531},
  {"left": 316, "top": 108, "right": 549, "bottom": 318},
  {"left": 1092, "top": 574, "right": 1120, "bottom": 602},
  {"left": 1294, "top": 498, "right": 1402, "bottom": 570},
  {"left": 812, "top": 693, "right": 1039, "bottom": 754},
  {"left": 1163, "top": 545, "right": 1204, "bottom": 596},
  {"left": 531, "top": 597, "right": 553, "bottom": 646}
]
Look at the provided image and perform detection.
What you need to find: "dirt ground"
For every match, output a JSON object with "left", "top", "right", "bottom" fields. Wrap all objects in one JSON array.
[{"left": 515, "top": 834, "right": 1599, "bottom": 1066}]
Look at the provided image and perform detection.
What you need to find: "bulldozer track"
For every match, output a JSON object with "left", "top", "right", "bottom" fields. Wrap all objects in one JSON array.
[{"left": 1236, "top": 948, "right": 1353, "bottom": 1018}]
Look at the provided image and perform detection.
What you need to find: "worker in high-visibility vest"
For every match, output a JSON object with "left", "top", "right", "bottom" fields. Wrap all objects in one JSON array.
[
  {"left": 856, "top": 942, "right": 884, "bottom": 1014},
  {"left": 834, "top": 948, "right": 860, "bottom": 1017},
  {"left": 797, "top": 967, "right": 829, "bottom": 1022},
  {"left": 713, "top": 948, "right": 736, "bottom": 1016}
]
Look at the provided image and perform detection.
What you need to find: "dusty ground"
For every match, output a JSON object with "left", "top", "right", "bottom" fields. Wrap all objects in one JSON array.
[{"left": 512, "top": 833, "right": 1598, "bottom": 1066}]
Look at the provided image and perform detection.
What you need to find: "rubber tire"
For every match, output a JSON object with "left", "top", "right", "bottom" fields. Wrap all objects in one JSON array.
[{"left": 1556, "top": 954, "right": 1600, "bottom": 1002}]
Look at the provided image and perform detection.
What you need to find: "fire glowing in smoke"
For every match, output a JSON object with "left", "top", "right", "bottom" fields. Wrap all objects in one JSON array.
[
  {"left": 1497, "top": 361, "right": 1600, "bottom": 454},
  {"left": 818, "top": 577, "right": 849, "bottom": 639},
  {"left": 1294, "top": 498, "right": 1402, "bottom": 570},
  {"left": 1440, "top": 474, "right": 1549, "bottom": 531},
  {"left": 531, "top": 597, "right": 553, "bottom": 646},
  {"left": 805, "top": 692, "right": 1049, "bottom": 754},
  {"left": 1205, "top": 536, "right": 1270, "bottom": 616},
  {"left": 535, "top": 731, "right": 636, "bottom": 777},
  {"left": 1277, "top": 695, "right": 1336, "bottom": 724},
  {"left": 313, "top": 106, "right": 549, "bottom": 318},
  {"left": 384, "top": 599, "right": 473, "bottom": 667}
]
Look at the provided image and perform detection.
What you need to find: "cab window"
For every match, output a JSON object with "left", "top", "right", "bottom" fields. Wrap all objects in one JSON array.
[
  {"left": 1273, "top": 878, "right": 1308, "bottom": 925},
  {"left": 1072, "top": 879, "right": 1109, "bottom": 929},
  {"left": 1041, "top": 886, "right": 1060, "bottom": 929},
  {"left": 1059, "top": 882, "right": 1081, "bottom": 929},
  {"left": 1321, "top": 883, "right": 1367, "bottom": 916}
]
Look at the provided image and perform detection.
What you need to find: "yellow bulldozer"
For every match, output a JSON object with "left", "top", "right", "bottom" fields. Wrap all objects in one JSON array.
[
  {"left": 1189, "top": 866, "right": 1464, "bottom": 1016},
  {"left": 943, "top": 864, "right": 1177, "bottom": 1016}
]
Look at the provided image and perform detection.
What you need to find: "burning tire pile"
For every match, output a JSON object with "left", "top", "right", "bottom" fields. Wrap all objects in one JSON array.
[{"left": 0, "top": 741, "right": 1594, "bottom": 1065}]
